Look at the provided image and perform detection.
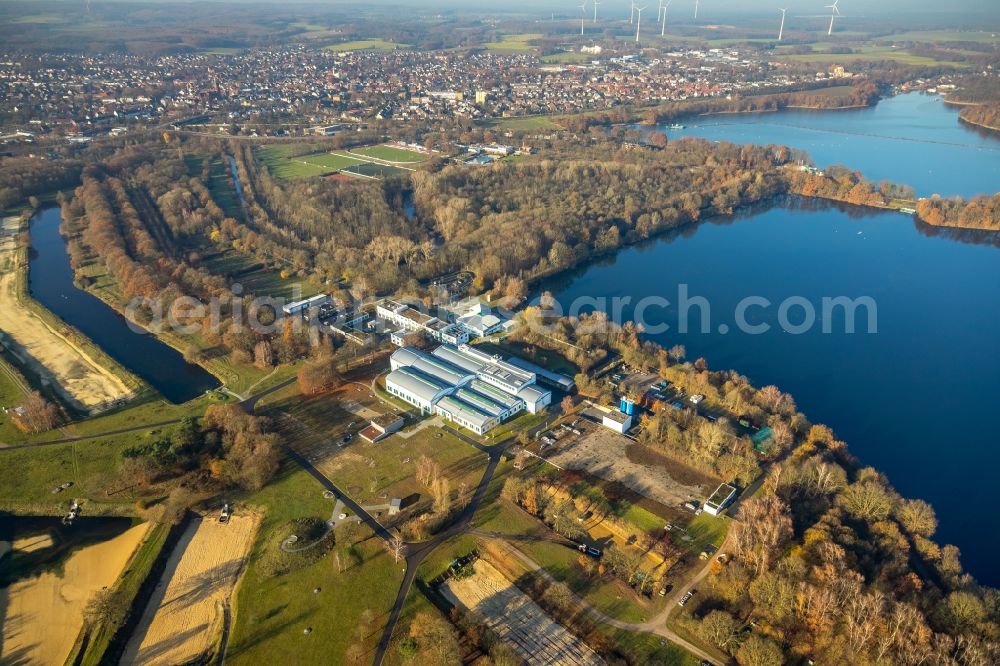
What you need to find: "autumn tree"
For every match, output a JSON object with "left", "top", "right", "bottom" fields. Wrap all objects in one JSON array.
[
  {"left": 732, "top": 493, "right": 792, "bottom": 577},
  {"left": 12, "top": 391, "right": 61, "bottom": 433},
  {"left": 297, "top": 358, "right": 342, "bottom": 396}
]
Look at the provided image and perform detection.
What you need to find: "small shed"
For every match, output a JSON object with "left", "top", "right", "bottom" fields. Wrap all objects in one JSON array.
[{"left": 360, "top": 413, "right": 405, "bottom": 443}]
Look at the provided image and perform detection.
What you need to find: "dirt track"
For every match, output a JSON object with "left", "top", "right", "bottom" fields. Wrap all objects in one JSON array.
[
  {"left": 0, "top": 522, "right": 150, "bottom": 666},
  {"left": 119, "top": 513, "right": 258, "bottom": 666},
  {"left": 546, "top": 427, "right": 709, "bottom": 507},
  {"left": 0, "top": 215, "right": 130, "bottom": 411}
]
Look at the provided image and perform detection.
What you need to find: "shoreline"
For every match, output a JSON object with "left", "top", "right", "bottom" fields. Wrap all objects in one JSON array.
[
  {"left": 6, "top": 212, "right": 141, "bottom": 416},
  {"left": 51, "top": 212, "right": 227, "bottom": 400}
]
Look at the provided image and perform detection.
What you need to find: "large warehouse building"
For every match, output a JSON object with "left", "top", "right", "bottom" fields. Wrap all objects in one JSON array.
[{"left": 385, "top": 344, "right": 554, "bottom": 435}]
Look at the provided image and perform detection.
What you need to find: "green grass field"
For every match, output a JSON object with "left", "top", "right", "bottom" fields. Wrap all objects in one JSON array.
[
  {"left": 676, "top": 512, "right": 729, "bottom": 554},
  {"left": 491, "top": 115, "right": 564, "bottom": 131},
  {"left": 300, "top": 151, "right": 367, "bottom": 171},
  {"left": 324, "top": 39, "right": 408, "bottom": 52},
  {"left": 541, "top": 51, "right": 595, "bottom": 64},
  {"left": 258, "top": 144, "right": 414, "bottom": 180},
  {"left": 256, "top": 145, "right": 334, "bottom": 179},
  {"left": 272, "top": 389, "right": 488, "bottom": 510},
  {"left": 201, "top": 250, "right": 318, "bottom": 301},
  {"left": 776, "top": 45, "right": 969, "bottom": 67},
  {"left": 882, "top": 30, "right": 1000, "bottom": 44},
  {"left": 226, "top": 465, "right": 404, "bottom": 665},
  {"left": 483, "top": 33, "right": 542, "bottom": 52},
  {"left": 342, "top": 162, "right": 407, "bottom": 179},
  {"left": 351, "top": 145, "right": 426, "bottom": 163},
  {"left": 0, "top": 360, "right": 29, "bottom": 443},
  {"left": 203, "top": 157, "right": 243, "bottom": 218}
]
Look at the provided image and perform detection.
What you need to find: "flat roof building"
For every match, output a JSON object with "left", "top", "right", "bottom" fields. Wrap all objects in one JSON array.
[
  {"left": 705, "top": 483, "right": 738, "bottom": 516},
  {"left": 385, "top": 343, "right": 553, "bottom": 434}
]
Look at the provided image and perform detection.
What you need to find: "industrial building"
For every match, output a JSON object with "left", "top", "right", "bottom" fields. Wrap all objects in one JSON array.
[
  {"left": 282, "top": 294, "right": 332, "bottom": 316},
  {"left": 384, "top": 344, "right": 555, "bottom": 435}
]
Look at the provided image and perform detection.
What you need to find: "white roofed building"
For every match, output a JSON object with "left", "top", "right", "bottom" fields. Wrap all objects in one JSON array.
[{"left": 384, "top": 343, "right": 554, "bottom": 432}]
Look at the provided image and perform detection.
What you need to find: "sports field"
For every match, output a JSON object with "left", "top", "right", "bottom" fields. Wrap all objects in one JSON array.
[
  {"left": 483, "top": 33, "right": 542, "bottom": 52},
  {"left": 324, "top": 39, "right": 407, "bottom": 52},
  {"left": 351, "top": 144, "right": 426, "bottom": 163},
  {"left": 257, "top": 144, "right": 417, "bottom": 180}
]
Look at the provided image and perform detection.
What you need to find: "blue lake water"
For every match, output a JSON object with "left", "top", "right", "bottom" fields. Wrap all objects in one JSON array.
[
  {"left": 660, "top": 92, "right": 1000, "bottom": 197},
  {"left": 28, "top": 207, "right": 220, "bottom": 404},
  {"left": 546, "top": 199, "right": 1000, "bottom": 585}
]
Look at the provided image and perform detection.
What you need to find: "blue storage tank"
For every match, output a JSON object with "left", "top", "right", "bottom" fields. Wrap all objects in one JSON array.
[{"left": 620, "top": 398, "right": 635, "bottom": 415}]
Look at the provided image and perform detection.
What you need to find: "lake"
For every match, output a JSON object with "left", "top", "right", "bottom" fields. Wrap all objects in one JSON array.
[
  {"left": 545, "top": 199, "right": 1000, "bottom": 586},
  {"left": 28, "top": 207, "right": 220, "bottom": 404},
  {"left": 660, "top": 92, "right": 1000, "bottom": 197}
]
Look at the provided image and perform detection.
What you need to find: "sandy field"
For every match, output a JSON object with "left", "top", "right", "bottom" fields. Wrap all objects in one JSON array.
[
  {"left": 545, "top": 426, "right": 707, "bottom": 508},
  {"left": 0, "top": 215, "right": 130, "bottom": 411},
  {"left": 11, "top": 533, "right": 55, "bottom": 554},
  {"left": 442, "top": 559, "right": 605, "bottom": 666},
  {"left": 0, "top": 522, "right": 150, "bottom": 666},
  {"left": 119, "top": 513, "right": 258, "bottom": 666}
]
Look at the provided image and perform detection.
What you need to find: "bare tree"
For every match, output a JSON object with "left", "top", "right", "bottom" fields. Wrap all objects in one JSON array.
[{"left": 386, "top": 535, "right": 407, "bottom": 563}]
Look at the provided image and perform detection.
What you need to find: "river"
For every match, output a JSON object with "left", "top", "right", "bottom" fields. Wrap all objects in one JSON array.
[
  {"left": 659, "top": 92, "right": 1000, "bottom": 197},
  {"left": 545, "top": 198, "right": 1000, "bottom": 586},
  {"left": 28, "top": 207, "right": 220, "bottom": 404}
]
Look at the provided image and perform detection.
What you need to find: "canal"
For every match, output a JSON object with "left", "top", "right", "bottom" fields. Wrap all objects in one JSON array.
[{"left": 28, "top": 207, "right": 220, "bottom": 404}]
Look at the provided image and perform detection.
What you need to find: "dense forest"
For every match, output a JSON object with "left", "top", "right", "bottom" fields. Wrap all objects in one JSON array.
[
  {"left": 60, "top": 142, "right": 324, "bottom": 370},
  {"left": 560, "top": 83, "right": 881, "bottom": 131},
  {"left": 959, "top": 103, "right": 1000, "bottom": 131},
  {"left": 915, "top": 194, "right": 1000, "bottom": 231},
  {"left": 512, "top": 312, "right": 1000, "bottom": 666}
]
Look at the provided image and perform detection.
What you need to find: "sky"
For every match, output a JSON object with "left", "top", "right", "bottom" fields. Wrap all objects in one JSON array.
[
  {"left": 331, "top": 0, "right": 1000, "bottom": 18},
  {"left": 73, "top": 0, "right": 1000, "bottom": 15}
]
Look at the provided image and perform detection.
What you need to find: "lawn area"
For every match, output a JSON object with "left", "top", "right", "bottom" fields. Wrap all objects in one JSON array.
[
  {"left": 478, "top": 339, "right": 579, "bottom": 377},
  {"left": 0, "top": 430, "right": 158, "bottom": 513},
  {"left": 226, "top": 464, "right": 404, "bottom": 666},
  {"left": 299, "top": 151, "right": 367, "bottom": 172},
  {"left": 602, "top": 626, "right": 701, "bottom": 666},
  {"left": 492, "top": 115, "right": 564, "bottom": 132},
  {"left": 882, "top": 30, "right": 1000, "bottom": 44},
  {"left": 674, "top": 512, "right": 730, "bottom": 554},
  {"left": 324, "top": 39, "right": 409, "bottom": 52},
  {"left": 204, "top": 157, "right": 243, "bottom": 218},
  {"left": 198, "top": 47, "right": 242, "bottom": 55},
  {"left": 256, "top": 144, "right": 332, "bottom": 179},
  {"left": 541, "top": 51, "right": 595, "bottom": 64},
  {"left": 342, "top": 162, "right": 408, "bottom": 179},
  {"left": 201, "top": 250, "right": 319, "bottom": 301},
  {"left": 776, "top": 46, "right": 969, "bottom": 67},
  {"left": 0, "top": 359, "right": 29, "bottom": 442},
  {"left": 475, "top": 497, "right": 668, "bottom": 624},
  {"left": 483, "top": 33, "right": 542, "bottom": 52},
  {"left": 271, "top": 390, "right": 488, "bottom": 511},
  {"left": 352, "top": 145, "right": 426, "bottom": 163}
]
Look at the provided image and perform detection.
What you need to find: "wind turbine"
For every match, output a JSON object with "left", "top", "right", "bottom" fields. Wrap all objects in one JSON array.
[
  {"left": 826, "top": 0, "right": 840, "bottom": 36},
  {"left": 635, "top": 4, "right": 647, "bottom": 42},
  {"left": 694, "top": 0, "right": 699, "bottom": 19},
  {"left": 630, "top": 1, "right": 636, "bottom": 24},
  {"left": 593, "top": 0, "right": 600, "bottom": 22},
  {"left": 579, "top": 2, "right": 588, "bottom": 35},
  {"left": 661, "top": 0, "right": 672, "bottom": 37},
  {"left": 778, "top": 8, "right": 787, "bottom": 41}
]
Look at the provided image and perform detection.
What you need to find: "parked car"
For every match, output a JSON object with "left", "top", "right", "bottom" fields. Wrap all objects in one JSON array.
[{"left": 678, "top": 589, "right": 696, "bottom": 606}]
